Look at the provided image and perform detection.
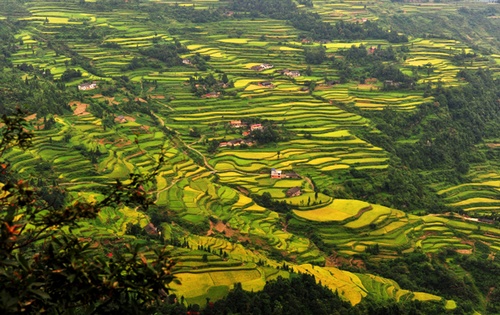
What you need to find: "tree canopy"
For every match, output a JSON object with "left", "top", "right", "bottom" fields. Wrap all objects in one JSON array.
[{"left": 0, "top": 109, "right": 177, "bottom": 314}]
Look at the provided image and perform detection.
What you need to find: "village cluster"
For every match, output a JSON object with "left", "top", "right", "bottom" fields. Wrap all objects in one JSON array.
[
  {"left": 250, "top": 63, "right": 301, "bottom": 77},
  {"left": 218, "top": 120, "right": 264, "bottom": 148}
]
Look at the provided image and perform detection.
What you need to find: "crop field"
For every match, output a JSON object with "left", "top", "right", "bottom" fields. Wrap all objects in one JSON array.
[
  {"left": 2, "top": 0, "right": 499, "bottom": 309},
  {"left": 437, "top": 160, "right": 500, "bottom": 214},
  {"left": 291, "top": 199, "right": 500, "bottom": 256},
  {"left": 293, "top": 199, "right": 370, "bottom": 222}
]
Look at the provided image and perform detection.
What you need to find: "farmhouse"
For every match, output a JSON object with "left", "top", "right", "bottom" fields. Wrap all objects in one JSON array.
[
  {"left": 282, "top": 69, "right": 301, "bottom": 77},
  {"left": 368, "top": 46, "right": 377, "bottom": 54},
  {"left": 78, "top": 82, "right": 97, "bottom": 91},
  {"left": 114, "top": 115, "right": 127, "bottom": 123},
  {"left": 251, "top": 63, "right": 274, "bottom": 71},
  {"left": 202, "top": 92, "right": 220, "bottom": 98},
  {"left": 230, "top": 120, "right": 244, "bottom": 128},
  {"left": 250, "top": 123, "right": 263, "bottom": 131},
  {"left": 144, "top": 222, "right": 159, "bottom": 236},
  {"left": 259, "top": 81, "right": 274, "bottom": 88},
  {"left": 283, "top": 171, "right": 300, "bottom": 179},
  {"left": 228, "top": 139, "right": 244, "bottom": 147},
  {"left": 219, "top": 139, "right": 254, "bottom": 148},
  {"left": 384, "top": 80, "right": 401, "bottom": 88},
  {"left": 286, "top": 187, "right": 302, "bottom": 198},
  {"left": 271, "top": 168, "right": 282, "bottom": 179},
  {"left": 182, "top": 58, "right": 192, "bottom": 65}
]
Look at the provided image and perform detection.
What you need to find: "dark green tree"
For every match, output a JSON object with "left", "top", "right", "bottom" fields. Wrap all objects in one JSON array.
[{"left": 0, "top": 109, "right": 178, "bottom": 314}]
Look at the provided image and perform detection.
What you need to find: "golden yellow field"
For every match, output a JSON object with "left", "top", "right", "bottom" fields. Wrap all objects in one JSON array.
[{"left": 293, "top": 199, "right": 371, "bottom": 222}]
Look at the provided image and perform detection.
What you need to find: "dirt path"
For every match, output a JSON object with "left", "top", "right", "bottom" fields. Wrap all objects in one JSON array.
[
  {"left": 152, "top": 110, "right": 216, "bottom": 173},
  {"left": 304, "top": 176, "right": 315, "bottom": 191}
]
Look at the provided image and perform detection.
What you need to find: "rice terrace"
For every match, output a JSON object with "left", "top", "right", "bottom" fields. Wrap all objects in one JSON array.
[{"left": 1, "top": 0, "right": 500, "bottom": 313}]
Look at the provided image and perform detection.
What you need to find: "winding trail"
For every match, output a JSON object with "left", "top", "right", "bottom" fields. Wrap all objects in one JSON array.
[
  {"left": 151, "top": 110, "right": 216, "bottom": 173},
  {"left": 304, "top": 176, "right": 315, "bottom": 191}
]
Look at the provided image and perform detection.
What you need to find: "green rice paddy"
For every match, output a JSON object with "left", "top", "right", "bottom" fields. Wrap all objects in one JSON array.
[{"left": 3, "top": 0, "right": 499, "bottom": 308}]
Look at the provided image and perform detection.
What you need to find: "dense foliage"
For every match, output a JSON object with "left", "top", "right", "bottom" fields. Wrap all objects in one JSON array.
[
  {"left": 1, "top": 0, "right": 499, "bottom": 313},
  {"left": 365, "top": 248, "right": 500, "bottom": 313},
  {"left": 202, "top": 273, "right": 446, "bottom": 315},
  {"left": 0, "top": 111, "right": 178, "bottom": 314},
  {"left": 228, "top": 0, "right": 407, "bottom": 42},
  {"left": 364, "top": 69, "right": 500, "bottom": 175},
  {"left": 139, "top": 41, "right": 189, "bottom": 67},
  {"left": 207, "top": 274, "right": 351, "bottom": 315},
  {"left": 0, "top": 71, "right": 71, "bottom": 117}
]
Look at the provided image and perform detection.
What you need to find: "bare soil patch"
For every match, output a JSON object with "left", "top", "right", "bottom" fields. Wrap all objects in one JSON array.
[{"left": 69, "top": 101, "right": 90, "bottom": 116}]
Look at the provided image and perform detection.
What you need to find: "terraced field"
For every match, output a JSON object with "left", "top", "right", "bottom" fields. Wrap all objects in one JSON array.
[
  {"left": 2, "top": 0, "right": 499, "bottom": 310},
  {"left": 438, "top": 165, "right": 500, "bottom": 215},
  {"left": 291, "top": 199, "right": 500, "bottom": 255}
]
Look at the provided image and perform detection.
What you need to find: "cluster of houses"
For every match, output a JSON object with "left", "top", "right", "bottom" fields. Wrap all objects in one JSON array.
[
  {"left": 77, "top": 81, "right": 98, "bottom": 91},
  {"left": 229, "top": 120, "right": 263, "bottom": 135},
  {"left": 218, "top": 120, "right": 264, "bottom": 147},
  {"left": 249, "top": 64, "right": 301, "bottom": 77},
  {"left": 218, "top": 138, "right": 255, "bottom": 148},
  {"left": 250, "top": 63, "right": 274, "bottom": 71}
]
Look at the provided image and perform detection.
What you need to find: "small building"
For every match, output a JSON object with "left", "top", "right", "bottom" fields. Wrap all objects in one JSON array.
[
  {"left": 230, "top": 120, "right": 243, "bottom": 128},
  {"left": 259, "top": 81, "right": 274, "bottom": 88},
  {"left": 384, "top": 80, "right": 400, "bottom": 88},
  {"left": 478, "top": 218, "right": 495, "bottom": 225},
  {"left": 114, "top": 115, "right": 127, "bottom": 123},
  {"left": 282, "top": 70, "right": 301, "bottom": 77},
  {"left": 368, "top": 46, "right": 377, "bottom": 54},
  {"left": 219, "top": 139, "right": 254, "bottom": 148},
  {"left": 250, "top": 123, "right": 263, "bottom": 131},
  {"left": 228, "top": 139, "right": 243, "bottom": 146},
  {"left": 182, "top": 59, "right": 192, "bottom": 65},
  {"left": 286, "top": 187, "right": 302, "bottom": 198},
  {"left": 243, "top": 140, "right": 255, "bottom": 146},
  {"left": 144, "top": 222, "right": 158, "bottom": 236},
  {"left": 260, "top": 63, "right": 273, "bottom": 70},
  {"left": 283, "top": 171, "right": 300, "bottom": 179},
  {"left": 271, "top": 168, "right": 282, "bottom": 179},
  {"left": 78, "top": 81, "right": 97, "bottom": 91},
  {"left": 251, "top": 63, "right": 274, "bottom": 71},
  {"left": 202, "top": 92, "right": 220, "bottom": 98}
]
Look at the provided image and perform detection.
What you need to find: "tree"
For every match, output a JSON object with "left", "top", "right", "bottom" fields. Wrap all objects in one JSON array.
[
  {"left": 304, "top": 46, "right": 326, "bottom": 64},
  {"left": 0, "top": 109, "right": 178, "bottom": 314}
]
